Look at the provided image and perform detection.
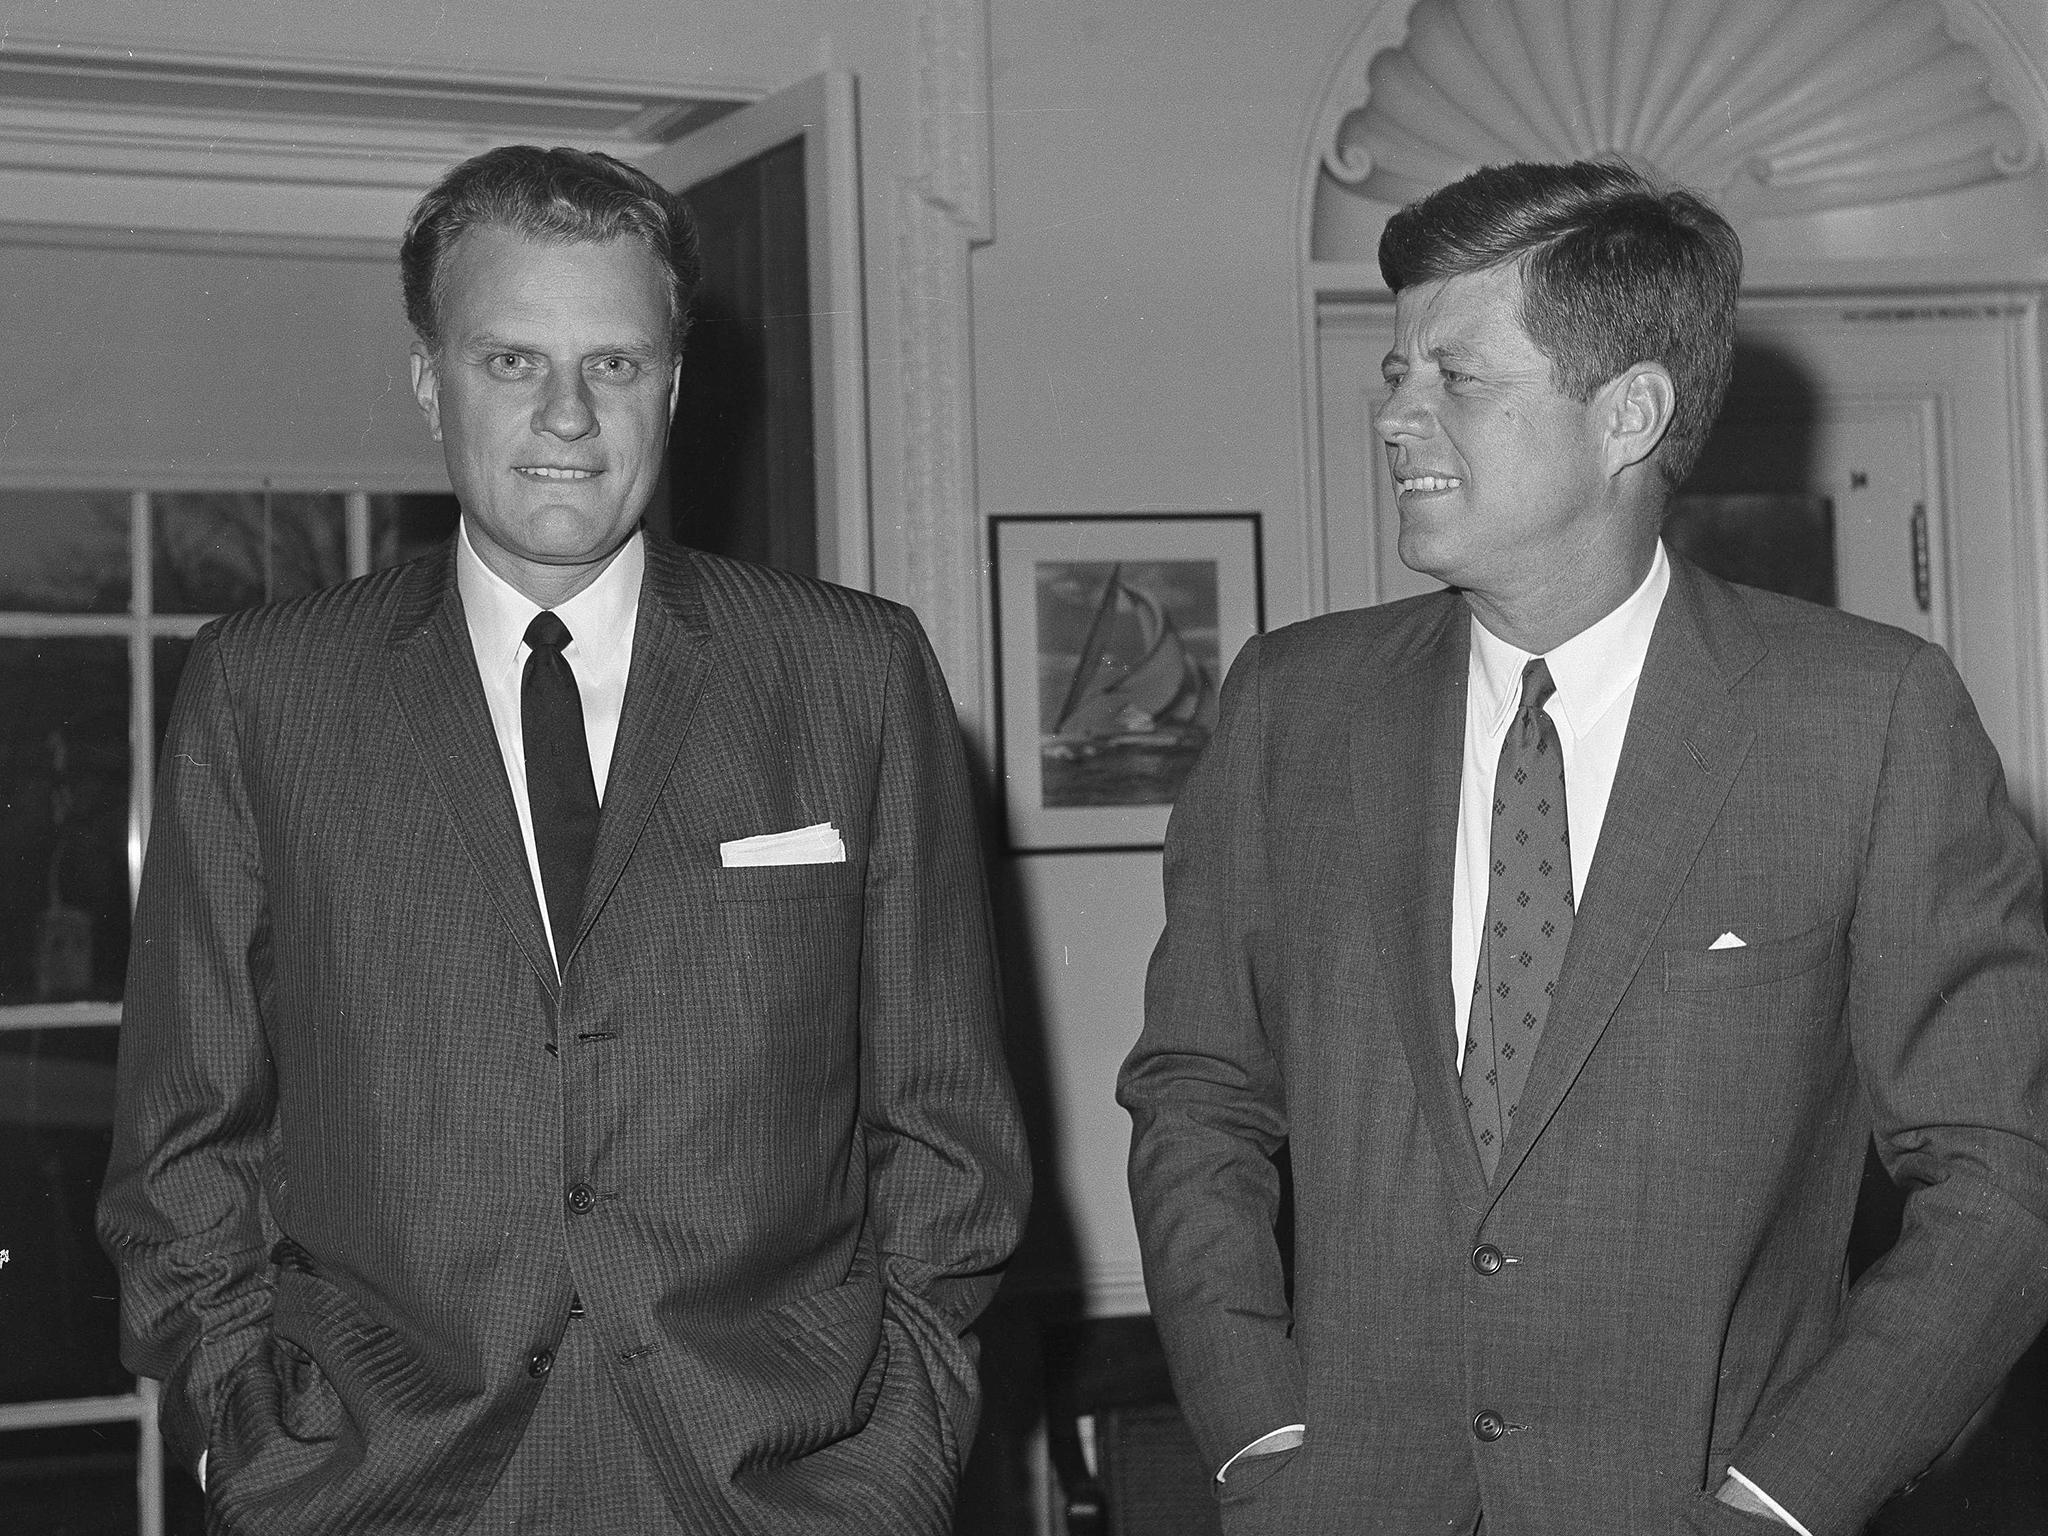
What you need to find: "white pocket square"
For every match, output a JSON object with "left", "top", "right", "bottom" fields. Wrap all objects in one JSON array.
[
  {"left": 720, "top": 821, "right": 846, "bottom": 867},
  {"left": 1709, "top": 931, "right": 1747, "bottom": 950}
]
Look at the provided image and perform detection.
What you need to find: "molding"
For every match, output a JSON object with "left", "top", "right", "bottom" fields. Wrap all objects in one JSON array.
[
  {"left": 0, "top": 462, "right": 446, "bottom": 494},
  {"left": 1003, "top": 1259, "right": 1152, "bottom": 1319},
  {"left": 1308, "top": 0, "right": 2048, "bottom": 247},
  {"left": 1078, "top": 1261, "right": 1151, "bottom": 1319},
  {"left": 0, "top": 41, "right": 751, "bottom": 246},
  {"left": 0, "top": 219, "right": 397, "bottom": 263},
  {"left": 893, "top": 0, "right": 995, "bottom": 736}
]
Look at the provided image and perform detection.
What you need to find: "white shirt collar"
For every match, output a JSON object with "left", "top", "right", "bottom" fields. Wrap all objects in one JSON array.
[
  {"left": 1471, "top": 540, "right": 1670, "bottom": 738},
  {"left": 453, "top": 520, "right": 645, "bottom": 666}
]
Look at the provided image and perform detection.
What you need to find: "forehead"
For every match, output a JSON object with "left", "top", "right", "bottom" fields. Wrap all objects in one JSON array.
[
  {"left": 436, "top": 225, "right": 669, "bottom": 340},
  {"left": 1389, "top": 263, "right": 1540, "bottom": 359}
]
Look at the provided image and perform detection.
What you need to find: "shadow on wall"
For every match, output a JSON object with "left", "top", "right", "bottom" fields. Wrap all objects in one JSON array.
[{"left": 952, "top": 742, "right": 1080, "bottom": 1536}]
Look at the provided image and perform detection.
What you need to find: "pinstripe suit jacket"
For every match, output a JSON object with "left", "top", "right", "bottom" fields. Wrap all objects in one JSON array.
[
  {"left": 1120, "top": 555, "right": 2048, "bottom": 1536},
  {"left": 99, "top": 534, "right": 1029, "bottom": 1534}
]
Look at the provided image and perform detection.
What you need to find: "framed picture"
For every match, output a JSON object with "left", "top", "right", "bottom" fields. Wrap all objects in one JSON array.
[{"left": 990, "top": 513, "right": 1263, "bottom": 852}]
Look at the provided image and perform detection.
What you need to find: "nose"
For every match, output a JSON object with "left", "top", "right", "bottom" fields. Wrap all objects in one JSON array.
[
  {"left": 1374, "top": 378, "right": 1430, "bottom": 445},
  {"left": 535, "top": 369, "right": 598, "bottom": 440}
]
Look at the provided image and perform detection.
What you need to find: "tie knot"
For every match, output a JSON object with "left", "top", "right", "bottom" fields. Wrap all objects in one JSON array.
[
  {"left": 1520, "top": 657, "right": 1556, "bottom": 714},
  {"left": 525, "top": 610, "right": 572, "bottom": 655}
]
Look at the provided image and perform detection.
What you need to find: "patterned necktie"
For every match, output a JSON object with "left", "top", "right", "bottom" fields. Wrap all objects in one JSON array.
[
  {"left": 1465, "top": 658, "right": 1574, "bottom": 1180},
  {"left": 522, "top": 611, "right": 600, "bottom": 961}
]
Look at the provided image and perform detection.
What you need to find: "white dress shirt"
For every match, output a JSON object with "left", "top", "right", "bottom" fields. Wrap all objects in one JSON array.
[
  {"left": 1450, "top": 541, "right": 1669, "bottom": 1059},
  {"left": 455, "top": 520, "right": 643, "bottom": 962}
]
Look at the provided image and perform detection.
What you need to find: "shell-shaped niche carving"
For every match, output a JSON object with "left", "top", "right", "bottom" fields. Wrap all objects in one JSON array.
[{"left": 1321, "top": 0, "right": 2040, "bottom": 217}]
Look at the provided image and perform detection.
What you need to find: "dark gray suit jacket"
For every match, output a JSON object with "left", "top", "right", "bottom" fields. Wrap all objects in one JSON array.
[
  {"left": 100, "top": 535, "right": 1029, "bottom": 1534},
  {"left": 1121, "top": 555, "right": 2048, "bottom": 1535}
]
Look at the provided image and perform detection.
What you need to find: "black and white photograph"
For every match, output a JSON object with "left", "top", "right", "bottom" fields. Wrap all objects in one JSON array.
[
  {"left": 6, "top": 3, "right": 2048, "bottom": 1535},
  {"left": 992, "top": 514, "right": 1260, "bottom": 851}
]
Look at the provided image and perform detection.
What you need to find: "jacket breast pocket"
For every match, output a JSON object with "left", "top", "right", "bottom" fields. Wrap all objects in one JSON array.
[
  {"left": 1661, "top": 922, "right": 1835, "bottom": 992},
  {"left": 714, "top": 863, "right": 863, "bottom": 902}
]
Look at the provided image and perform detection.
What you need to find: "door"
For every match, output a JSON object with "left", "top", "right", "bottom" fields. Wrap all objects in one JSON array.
[
  {"left": 1681, "top": 294, "right": 2048, "bottom": 835},
  {"left": 641, "top": 72, "right": 871, "bottom": 589}
]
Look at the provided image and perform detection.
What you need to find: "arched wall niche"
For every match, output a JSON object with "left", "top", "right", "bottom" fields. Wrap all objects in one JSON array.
[{"left": 1304, "top": 0, "right": 2048, "bottom": 276}]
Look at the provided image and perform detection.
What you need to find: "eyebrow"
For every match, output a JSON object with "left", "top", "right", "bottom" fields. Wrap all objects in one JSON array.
[
  {"left": 464, "top": 333, "right": 664, "bottom": 360},
  {"left": 1382, "top": 340, "right": 1484, "bottom": 373}
]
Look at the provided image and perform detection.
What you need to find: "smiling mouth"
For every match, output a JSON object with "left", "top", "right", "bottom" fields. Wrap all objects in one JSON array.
[
  {"left": 1394, "top": 473, "right": 1462, "bottom": 493},
  {"left": 516, "top": 466, "right": 600, "bottom": 481}
]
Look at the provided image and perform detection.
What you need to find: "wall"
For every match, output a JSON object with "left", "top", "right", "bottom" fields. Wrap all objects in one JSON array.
[
  {"left": 973, "top": 0, "right": 1364, "bottom": 1308},
  {"left": 0, "top": 239, "right": 442, "bottom": 486}
]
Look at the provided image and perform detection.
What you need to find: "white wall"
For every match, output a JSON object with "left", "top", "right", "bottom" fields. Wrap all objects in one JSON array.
[
  {"left": 0, "top": 240, "right": 442, "bottom": 486},
  {"left": 973, "top": 0, "right": 1364, "bottom": 1307}
]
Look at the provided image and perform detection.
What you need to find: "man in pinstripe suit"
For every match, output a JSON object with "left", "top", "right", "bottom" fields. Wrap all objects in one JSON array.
[{"left": 100, "top": 146, "right": 1028, "bottom": 1534}]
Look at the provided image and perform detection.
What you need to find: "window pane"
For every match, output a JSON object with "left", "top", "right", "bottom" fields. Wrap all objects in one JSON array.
[
  {"left": 153, "top": 491, "right": 349, "bottom": 613},
  {"left": 369, "top": 492, "right": 461, "bottom": 569},
  {"left": 0, "top": 1424, "right": 149, "bottom": 1531},
  {"left": 0, "top": 491, "right": 131, "bottom": 614},
  {"left": 0, "top": 639, "right": 130, "bottom": 1005},
  {"left": 0, "top": 1025, "right": 128, "bottom": 1401}
]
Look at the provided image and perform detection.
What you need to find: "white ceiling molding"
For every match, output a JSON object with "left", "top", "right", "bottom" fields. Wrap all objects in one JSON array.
[
  {"left": 0, "top": 43, "right": 747, "bottom": 251},
  {"left": 1308, "top": 0, "right": 2048, "bottom": 261}
]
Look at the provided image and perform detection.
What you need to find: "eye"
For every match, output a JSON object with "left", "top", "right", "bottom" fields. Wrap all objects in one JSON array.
[
  {"left": 588, "top": 355, "right": 644, "bottom": 381},
  {"left": 485, "top": 352, "right": 532, "bottom": 378}
]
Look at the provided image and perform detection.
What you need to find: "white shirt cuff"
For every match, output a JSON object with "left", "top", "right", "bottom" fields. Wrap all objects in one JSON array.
[
  {"left": 196, "top": 1450, "right": 207, "bottom": 1490},
  {"left": 1215, "top": 1424, "right": 1305, "bottom": 1482},
  {"left": 1725, "top": 1468, "right": 1813, "bottom": 1535}
]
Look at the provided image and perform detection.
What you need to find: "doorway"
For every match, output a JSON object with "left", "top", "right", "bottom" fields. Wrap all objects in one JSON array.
[{"left": 642, "top": 72, "right": 871, "bottom": 589}]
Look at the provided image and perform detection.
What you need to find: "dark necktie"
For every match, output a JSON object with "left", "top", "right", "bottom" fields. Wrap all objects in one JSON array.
[
  {"left": 521, "top": 610, "right": 600, "bottom": 960},
  {"left": 1464, "top": 658, "right": 1574, "bottom": 1180}
]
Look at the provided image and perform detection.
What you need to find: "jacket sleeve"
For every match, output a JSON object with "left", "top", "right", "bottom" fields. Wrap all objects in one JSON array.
[
  {"left": 97, "top": 627, "right": 277, "bottom": 1476},
  {"left": 1724, "top": 640, "right": 2048, "bottom": 1534},
  {"left": 856, "top": 608, "right": 1031, "bottom": 1452},
  {"left": 1117, "top": 635, "right": 1306, "bottom": 1472}
]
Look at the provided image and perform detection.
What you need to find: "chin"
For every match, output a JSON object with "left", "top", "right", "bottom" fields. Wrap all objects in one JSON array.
[{"left": 1395, "top": 530, "right": 1460, "bottom": 588}]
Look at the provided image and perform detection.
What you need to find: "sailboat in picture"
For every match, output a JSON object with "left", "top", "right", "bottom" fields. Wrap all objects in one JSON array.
[{"left": 1042, "top": 564, "right": 1215, "bottom": 805}]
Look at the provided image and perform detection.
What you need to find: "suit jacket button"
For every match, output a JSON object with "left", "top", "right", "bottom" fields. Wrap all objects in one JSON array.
[
  {"left": 567, "top": 1183, "right": 596, "bottom": 1215},
  {"left": 1472, "top": 1244, "right": 1505, "bottom": 1275},
  {"left": 528, "top": 1349, "right": 554, "bottom": 1379},
  {"left": 1472, "top": 1410, "right": 1505, "bottom": 1442}
]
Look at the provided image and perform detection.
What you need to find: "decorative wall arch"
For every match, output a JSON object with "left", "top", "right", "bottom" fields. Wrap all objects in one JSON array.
[{"left": 1304, "top": 0, "right": 2048, "bottom": 267}]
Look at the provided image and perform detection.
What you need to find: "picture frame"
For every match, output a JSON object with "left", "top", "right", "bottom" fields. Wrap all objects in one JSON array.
[{"left": 990, "top": 513, "right": 1264, "bottom": 852}]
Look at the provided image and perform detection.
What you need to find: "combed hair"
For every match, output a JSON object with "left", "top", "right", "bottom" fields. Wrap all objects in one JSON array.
[
  {"left": 1378, "top": 159, "right": 1742, "bottom": 487},
  {"left": 401, "top": 145, "right": 702, "bottom": 355}
]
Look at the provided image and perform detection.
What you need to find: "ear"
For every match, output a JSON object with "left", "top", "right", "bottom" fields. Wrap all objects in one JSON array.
[
  {"left": 409, "top": 344, "right": 444, "bottom": 442},
  {"left": 1599, "top": 363, "right": 1676, "bottom": 477}
]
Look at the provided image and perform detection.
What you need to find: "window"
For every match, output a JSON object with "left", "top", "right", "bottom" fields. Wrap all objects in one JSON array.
[{"left": 0, "top": 486, "right": 456, "bottom": 1516}]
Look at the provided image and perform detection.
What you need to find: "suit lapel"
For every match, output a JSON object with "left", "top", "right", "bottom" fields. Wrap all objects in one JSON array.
[
  {"left": 1352, "top": 597, "right": 1488, "bottom": 1209},
  {"left": 1488, "top": 557, "right": 1764, "bottom": 1196},
  {"left": 560, "top": 537, "right": 714, "bottom": 966},
  {"left": 385, "top": 548, "right": 556, "bottom": 987}
]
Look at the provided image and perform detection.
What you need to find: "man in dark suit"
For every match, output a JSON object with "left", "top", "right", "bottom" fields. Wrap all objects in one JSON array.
[
  {"left": 1120, "top": 160, "right": 2048, "bottom": 1534},
  {"left": 99, "top": 146, "right": 1028, "bottom": 1534}
]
